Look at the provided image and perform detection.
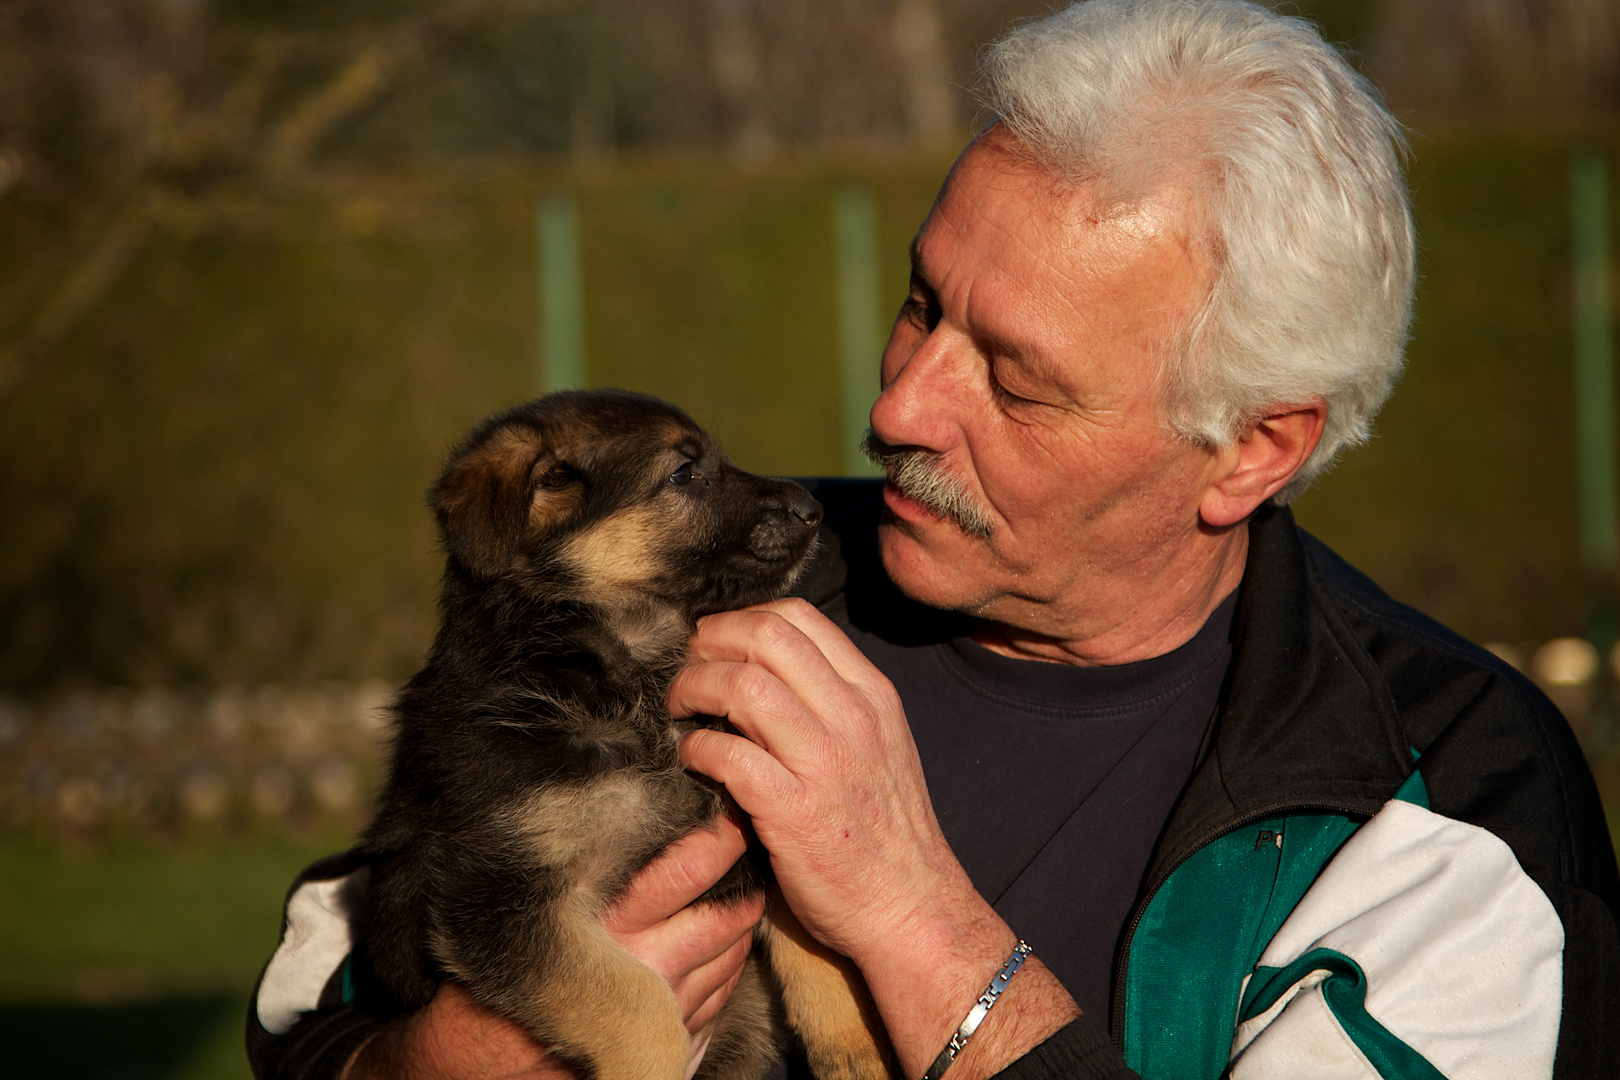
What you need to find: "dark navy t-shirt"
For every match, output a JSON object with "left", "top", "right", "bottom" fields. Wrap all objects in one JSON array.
[{"left": 844, "top": 589, "right": 1237, "bottom": 1025}]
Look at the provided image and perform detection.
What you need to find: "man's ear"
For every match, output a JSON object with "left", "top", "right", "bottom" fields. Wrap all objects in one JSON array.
[
  {"left": 431, "top": 424, "right": 577, "bottom": 580},
  {"left": 1200, "top": 401, "right": 1327, "bottom": 529}
]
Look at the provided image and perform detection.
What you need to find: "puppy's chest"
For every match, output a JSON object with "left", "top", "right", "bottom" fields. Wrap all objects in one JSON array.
[{"left": 504, "top": 752, "right": 723, "bottom": 882}]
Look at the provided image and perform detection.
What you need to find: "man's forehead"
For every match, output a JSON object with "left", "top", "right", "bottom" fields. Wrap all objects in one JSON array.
[
  {"left": 913, "top": 132, "right": 1198, "bottom": 279},
  {"left": 908, "top": 191, "right": 1191, "bottom": 278}
]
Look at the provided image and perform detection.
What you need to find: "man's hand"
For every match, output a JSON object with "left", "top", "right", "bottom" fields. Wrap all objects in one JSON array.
[
  {"left": 669, "top": 599, "right": 954, "bottom": 959},
  {"left": 670, "top": 598, "right": 1079, "bottom": 1079},
  {"left": 602, "top": 810, "right": 766, "bottom": 1037},
  {"left": 344, "top": 817, "right": 764, "bottom": 1080}
]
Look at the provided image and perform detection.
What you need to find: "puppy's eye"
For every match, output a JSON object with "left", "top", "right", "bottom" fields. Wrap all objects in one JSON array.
[
  {"left": 669, "top": 462, "right": 696, "bottom": 486},
  {"left": 538, "top": 463, "right": 581, "bottom": 489}
]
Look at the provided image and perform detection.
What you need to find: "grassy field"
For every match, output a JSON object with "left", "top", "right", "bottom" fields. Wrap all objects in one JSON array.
[{"left": 0, "top": 832, "right": 349, "bottom": 1079}]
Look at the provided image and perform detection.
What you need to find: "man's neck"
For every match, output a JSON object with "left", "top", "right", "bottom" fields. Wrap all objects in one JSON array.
[{"left": 970, "top": 523, "right": 1249, "bottom": 666}]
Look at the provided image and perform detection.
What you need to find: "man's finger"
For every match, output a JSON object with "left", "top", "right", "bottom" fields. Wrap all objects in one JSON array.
[
  {"left": 686, "top": 608, "right": 830, "bottom": 677},
  {"left": 613, "top": 889, "right": 764, "bottom": 983},
  {"left": 748, "top": 597, "right": 888, "bottom": 691},
  {"left": 679, "top": 727, "right": 800, "bottom": 820},
  {"left": 685, "top": 609, "right": 869, "bottom": 724},
  {"left": 666, "top": 659, "right": 826, "bottom": 762},
  {"left": 676, "top": 932, "right": 753, "bottom": 1028},
  {"left": 605, "top": 816, "right": 749, "bottom": 933}
]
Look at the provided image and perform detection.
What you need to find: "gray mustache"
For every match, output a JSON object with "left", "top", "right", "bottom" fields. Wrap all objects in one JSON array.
[{"left": 861, "top": 430, "right": 994, "bottom": 539}]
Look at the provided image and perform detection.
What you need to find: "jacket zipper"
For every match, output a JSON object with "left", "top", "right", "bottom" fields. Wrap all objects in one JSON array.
[{"left": 1108, "top": 799, "right": 1375, "bottom": 1047}]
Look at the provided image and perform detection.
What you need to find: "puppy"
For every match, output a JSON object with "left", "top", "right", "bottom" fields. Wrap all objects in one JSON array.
[{"left": 358, "top": 390, "right": 894, "bottom": 1080}]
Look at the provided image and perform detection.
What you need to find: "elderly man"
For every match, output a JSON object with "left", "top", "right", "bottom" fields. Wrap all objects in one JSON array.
[{"left": 250, "top": 1, "right": 1620, "bottom": 1078}]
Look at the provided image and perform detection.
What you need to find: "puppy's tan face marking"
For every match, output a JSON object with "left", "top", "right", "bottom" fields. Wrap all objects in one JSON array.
[
  {"left": 559, "top": 503, "right": 667, "bottom": 595},
  {"left": 550, "top": 428, "right": 720, "bottom": 600}
]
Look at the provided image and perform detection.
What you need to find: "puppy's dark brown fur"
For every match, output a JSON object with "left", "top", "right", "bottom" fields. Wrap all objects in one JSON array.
[{"left": 359, "top": 390, "right": 893, "bottom": 1080}]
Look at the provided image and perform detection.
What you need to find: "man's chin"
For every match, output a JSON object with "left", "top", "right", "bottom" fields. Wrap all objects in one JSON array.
[{"left": 876, "top": 513, "right": 995, "bottom": 614}]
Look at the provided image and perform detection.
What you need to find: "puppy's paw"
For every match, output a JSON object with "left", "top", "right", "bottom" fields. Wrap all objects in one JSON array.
[
  {"left": 761, "top": 900, "right": 898, "bottom": 1080},
  {"left": 803, "top": 1035, "right": 894, "bottom": 1080}
]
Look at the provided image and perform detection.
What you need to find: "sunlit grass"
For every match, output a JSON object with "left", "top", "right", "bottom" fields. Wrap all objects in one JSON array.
[
  {"left": 0, "top": 833, "right": 353, "bottom": 1078},
  {"left": 0, "top": 832, "right": 350, "bottom": 1002}
]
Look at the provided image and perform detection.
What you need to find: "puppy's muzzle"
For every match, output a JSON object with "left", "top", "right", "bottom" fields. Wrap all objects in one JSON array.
[{"left": 747, "top": 486, "right": 824, "bottom": 563}]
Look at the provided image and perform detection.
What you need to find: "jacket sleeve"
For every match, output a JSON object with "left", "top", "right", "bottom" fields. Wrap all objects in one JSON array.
[
  {"left": 247, "top": 852, "right": 390, "bottom": 1080},
  {"left": 993, "top": 770, "right": 1563, "bottom": 1080},
  {"left": 990, "top": 1016, "right": 1140, "bottom": 1080},
  {"left": 1225, "top": 775, "right": 1563, "bottom": 1080}
]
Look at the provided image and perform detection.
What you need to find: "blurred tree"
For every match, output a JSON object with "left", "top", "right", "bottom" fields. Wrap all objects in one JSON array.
[
  {"left": 1372, "top": 0, "right": 1620, "bottom": 124},
  {"left": 6, "top": 0, "right": 1614, "bottom": 395},
  {"left": 0, "top": 0, "right": 575, "bottom": 392},
  {"left": 0, "top": 0, "right": 1028, "bottom": 391},
  {"left": 894, "top": 0, "right": 957, "bottom": 143},
  {"left": 704, "top": 0, "right": 775, "bottom": 165}
]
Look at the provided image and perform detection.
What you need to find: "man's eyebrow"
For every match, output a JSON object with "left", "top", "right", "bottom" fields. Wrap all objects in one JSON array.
[
  {"left": 984, "top": 328, "right": 1039, "bottom": 371},
  {"left": 908, "top": 238, "right": 932, "bottom": 289},
  {"left": 906, "top": 235, "right": 1049, "bottom": 376}
]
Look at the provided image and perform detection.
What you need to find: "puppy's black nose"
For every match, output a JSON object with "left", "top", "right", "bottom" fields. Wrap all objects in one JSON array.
[
  {"left": 792, "top": 493, "right": 824, "bottom": 529},
  {"left": 746, "top": 484, "right": 824, "bottom": 566}
]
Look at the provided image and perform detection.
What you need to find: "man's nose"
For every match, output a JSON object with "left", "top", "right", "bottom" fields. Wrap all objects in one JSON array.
[{"left": 868, "top": 327, "right": 966, "bottom": 452}]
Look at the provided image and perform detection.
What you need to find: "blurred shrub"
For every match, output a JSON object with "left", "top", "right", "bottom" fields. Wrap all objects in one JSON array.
[
  {"left": 1291, "top": 131, "right": 1620, "bottom": 644},
  {"left": 0, "top": 152, "right": 949, "bottom": 693}
]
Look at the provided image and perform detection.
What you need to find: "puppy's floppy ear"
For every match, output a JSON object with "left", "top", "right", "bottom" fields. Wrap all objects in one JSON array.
[{"left": 431, "top": 424, "right": 577, "bottom": 579}]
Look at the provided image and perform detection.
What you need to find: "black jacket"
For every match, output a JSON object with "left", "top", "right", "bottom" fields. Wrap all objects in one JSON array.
[{"left": 796, "top": 480, "right": 1620, "bottom": 1079}]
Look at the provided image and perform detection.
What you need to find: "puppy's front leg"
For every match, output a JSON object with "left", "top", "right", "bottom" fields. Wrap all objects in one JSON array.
[
  {"left": 759, "top": 891, "right": 896, "bottom": 1080},
  {"left": 462, "top": 905, "right": 692, "bottom": 1080}
]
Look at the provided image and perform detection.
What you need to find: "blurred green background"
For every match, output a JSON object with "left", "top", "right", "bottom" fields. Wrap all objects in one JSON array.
[{"left": 2, "top": 0, "right": 1618, "bottom": 1076}]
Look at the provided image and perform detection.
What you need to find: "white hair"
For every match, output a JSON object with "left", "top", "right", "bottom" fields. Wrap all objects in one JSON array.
[{"left": 980, "top": 0, "right": 1414, "bottom": 502}]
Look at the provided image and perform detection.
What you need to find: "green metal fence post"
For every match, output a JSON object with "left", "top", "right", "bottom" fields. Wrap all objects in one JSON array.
[
  {"left": 1573, "top": 146, "right": 1617, "bottom": 749},
  {"left": 539, "top": 192, "right": 585, "bottom": 393},
  {"left": 835, "top": 183, "right": 885, "bottom": 476}
]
